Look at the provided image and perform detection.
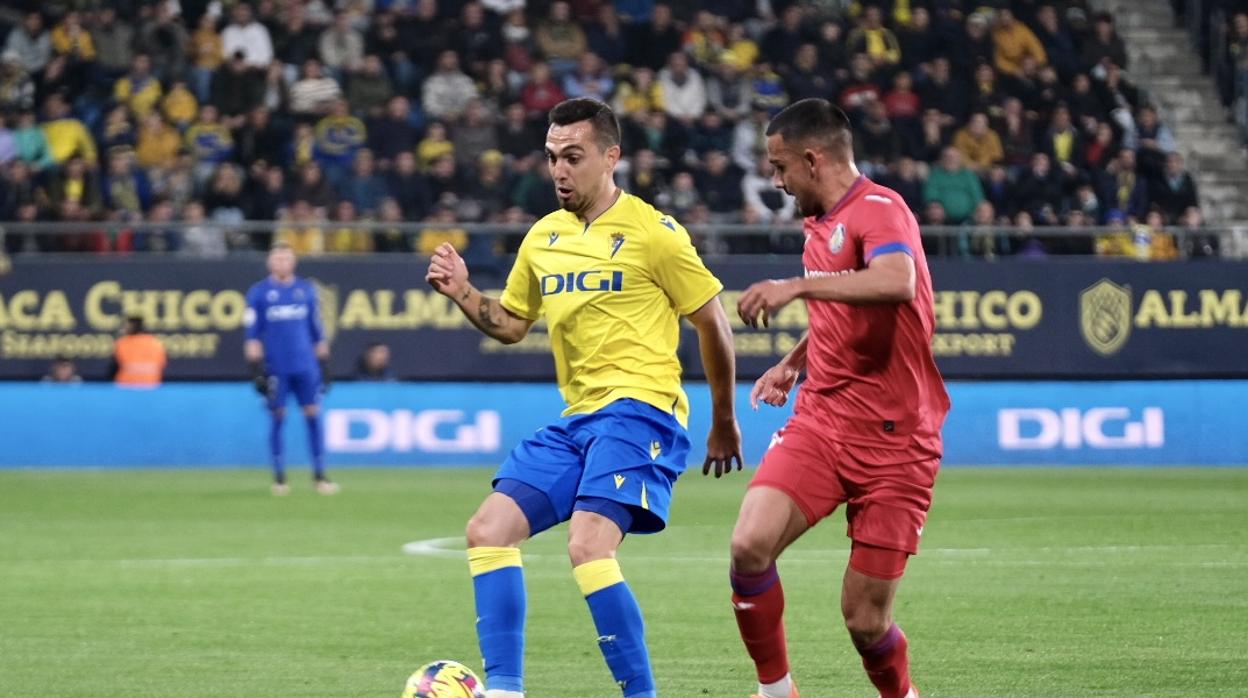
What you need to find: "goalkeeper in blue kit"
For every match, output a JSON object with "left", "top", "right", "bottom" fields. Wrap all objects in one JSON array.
[{"left": 244, "top": 242, "right": 338, "bottom": 495}]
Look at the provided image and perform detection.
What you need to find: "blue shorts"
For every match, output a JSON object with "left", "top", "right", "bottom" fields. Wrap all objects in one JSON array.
[
  {"left": 494, "top": 399, "right": 691, "bottom": 535},
  {"left": 267, "top": 370, "right": 322, "bottom": 410}
]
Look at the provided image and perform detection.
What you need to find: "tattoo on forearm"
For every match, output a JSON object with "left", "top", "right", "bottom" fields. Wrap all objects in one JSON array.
[
  {"left": 477, "top": 297, "right": 502, "bottom": 330},
  {"left": 459, "top": 288, "right": 471, "bottom": 302}
]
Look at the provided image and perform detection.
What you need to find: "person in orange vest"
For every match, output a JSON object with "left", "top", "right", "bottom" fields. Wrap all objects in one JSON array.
[{"left": 111, "top": 315, "right": 167, "bottom": 387}]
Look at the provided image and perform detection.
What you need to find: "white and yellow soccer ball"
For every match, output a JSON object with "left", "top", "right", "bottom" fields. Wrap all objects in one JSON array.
[{"left": 401, "top": 660, "right": 486, "bottom": 698}]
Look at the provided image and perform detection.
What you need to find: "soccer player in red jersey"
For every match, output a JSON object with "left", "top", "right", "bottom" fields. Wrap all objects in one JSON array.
[{"left": 731, "top": 99, "right": 950, "bottom": 698}]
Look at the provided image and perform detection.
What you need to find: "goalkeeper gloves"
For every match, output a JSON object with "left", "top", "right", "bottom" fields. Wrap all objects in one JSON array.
[
  {"left": 250, "top": 360, "right": 270, "bottom": 397},
  {"left": 319, "top": 357, "right": 332, "bottom": 393}
]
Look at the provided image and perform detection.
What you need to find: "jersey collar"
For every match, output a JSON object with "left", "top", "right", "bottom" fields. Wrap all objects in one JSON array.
[{"left": 817, "top": 175, "right": 867, "bottom": 224}]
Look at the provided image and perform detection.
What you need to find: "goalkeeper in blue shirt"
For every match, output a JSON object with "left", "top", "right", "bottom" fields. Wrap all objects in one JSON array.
[{"left": 244, "top": 242, "right": 338, "bottom": 495}]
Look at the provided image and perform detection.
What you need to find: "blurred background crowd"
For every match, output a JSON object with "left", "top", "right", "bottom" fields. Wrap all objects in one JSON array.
[{"left": 0, "top": 0, "right": 1237, "bottom": 259}]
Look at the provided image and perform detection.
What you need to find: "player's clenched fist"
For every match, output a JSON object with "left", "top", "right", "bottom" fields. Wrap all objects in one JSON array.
[
  {"left": 426, "top": 242, "right": 470, "bottom": 298},
  {"left": 738, "top": 278, "right": 800, "bottom": 328}
]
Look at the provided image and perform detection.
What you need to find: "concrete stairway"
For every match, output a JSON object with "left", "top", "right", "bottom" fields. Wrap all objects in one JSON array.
[{"left": 1097, "top": 0, "right": 1248, "bottom": 222}]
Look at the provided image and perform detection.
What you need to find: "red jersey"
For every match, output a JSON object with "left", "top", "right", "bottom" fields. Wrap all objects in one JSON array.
[{"left": 796, "top": 176, "right": 950, "bottom": 455}]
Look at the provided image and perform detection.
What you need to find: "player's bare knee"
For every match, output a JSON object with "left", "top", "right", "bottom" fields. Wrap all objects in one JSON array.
[
  {"left": 842, "top": 605, "right": 892, "bottom": 648},
  {"left": 465, "top": 512, "right": 509, "bottom": 548},
  {"left": 729, "top": 529, "right": 774, "bottom": 573},
  {"left": 302, "top": 405, "right": 319, "bottom": 417}
]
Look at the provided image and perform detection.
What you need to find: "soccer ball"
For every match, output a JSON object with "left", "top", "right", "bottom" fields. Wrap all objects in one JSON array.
[{"left": 400, "top": 660, "right": 486, "bottom": 698}]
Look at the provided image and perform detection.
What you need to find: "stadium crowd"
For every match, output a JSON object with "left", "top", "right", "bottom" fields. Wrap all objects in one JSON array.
[{"left": 0, "top": 0, "right": 1211, "bottom": 258}]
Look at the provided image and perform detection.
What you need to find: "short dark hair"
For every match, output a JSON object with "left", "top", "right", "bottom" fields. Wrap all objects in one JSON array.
[
  {"left": 764, "top": 98, "right": 853, "bottom": 156},
  {"left": 548, "top": 98, "right": 621, "bottom": 152}
]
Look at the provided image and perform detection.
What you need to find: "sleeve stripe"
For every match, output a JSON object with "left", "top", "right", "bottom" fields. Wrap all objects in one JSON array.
[{"left": 866, "top": 241, "right": 914, "bottom": 261}]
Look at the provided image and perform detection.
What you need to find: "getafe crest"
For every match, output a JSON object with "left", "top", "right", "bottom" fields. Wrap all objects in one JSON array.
[
  {"left": 1080, "top": 278, "right": 1131, "bottom": 356},
  {"left": 829, "top": 223, "right": 846, "bottom": 254}
]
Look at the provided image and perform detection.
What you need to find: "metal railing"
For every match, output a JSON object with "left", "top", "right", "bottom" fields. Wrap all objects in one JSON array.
[{"left": 0, "top": 220, "right": 1243, "bottom": 259}]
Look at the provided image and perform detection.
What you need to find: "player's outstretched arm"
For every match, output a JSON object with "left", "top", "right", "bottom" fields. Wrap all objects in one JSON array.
[
  {"left": 426, "top": 242, "right": 533, "bottom": 344},
  {"left": 737, "top": 252, "right": 915, "bottom": 328},
  {"left": 686, "top": 296, "right": 743, "bottom": 478},
  {"left": 750, "top": 333, "right": 807, "bottom": 410}
]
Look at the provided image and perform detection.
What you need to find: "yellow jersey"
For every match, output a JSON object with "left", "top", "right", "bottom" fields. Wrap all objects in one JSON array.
[{"left": 500, "top": 192, "right": 722, "bottom": 426}]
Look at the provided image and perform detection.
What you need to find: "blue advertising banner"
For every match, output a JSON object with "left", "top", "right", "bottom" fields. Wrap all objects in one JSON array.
[
  {"left": 1, "top": 258, "right": 1246, "bottom": 380},
  {"left": 2, "top": 381, "right": 1244, "bottom": 468}
]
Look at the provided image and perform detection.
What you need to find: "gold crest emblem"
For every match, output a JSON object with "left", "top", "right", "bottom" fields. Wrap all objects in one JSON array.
[{"left": 1080, "top": 278, "right": 1131, "bottom": 356}]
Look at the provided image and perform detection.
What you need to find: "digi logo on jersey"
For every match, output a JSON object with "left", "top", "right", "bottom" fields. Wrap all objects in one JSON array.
[
  {"left": 997, "top": 407, "right": 1165, "bottom": 450},
  {"left": 540, "top": 270, "right": 625, "bottom": 296},
  {"left": 325, "top": 409, "right": 501, "bottom": 454},
  {"left": 265, "top": 304, "right": 309, "bottom": 321}
]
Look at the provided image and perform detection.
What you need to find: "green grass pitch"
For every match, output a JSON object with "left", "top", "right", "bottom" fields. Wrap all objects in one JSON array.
[{"left": 1, "top": 467, "right": 1245, "bottom": 697}]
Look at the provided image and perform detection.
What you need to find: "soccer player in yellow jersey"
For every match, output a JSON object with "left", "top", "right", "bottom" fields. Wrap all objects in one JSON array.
[{"left": 426, "top": 98, "right": 743, "bottom": 698}]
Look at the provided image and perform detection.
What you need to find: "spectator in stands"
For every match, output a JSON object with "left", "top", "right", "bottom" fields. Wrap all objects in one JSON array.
[
  {"left": 1082, "top": 12, "right": 1128, "bottom": 72},
  {"left": 275, "top": 3, "right": 322, "bottom": 76},
  {"left": 111, "top": 54, "right": 159, "bottom": 120},
  {"left": 276, "top": 199, "right": 324, "bottom": 254},
  {"left": 1151, "top": 152, "right": 1199, "bottom": 223},
  {"left": 313, "top": 99, "right": 366, "bottom": 184},
  {"left": 367, "top": 97, "right": 419, "bottom": 169},
  {"left": 1084, "top": 121, "right": 1117, "bottom": 172},
  {"left": 332, "top": 148, "right": 384, "bottom": 216},
  {"left": 1015, "top": 153, "right": 1067, "bottom": 225},
  {"left": 924, "top": 147, "right": 984, "bottom": 224},
  {"left": 614, "top": 67, "right": 665, "bottom": 118},
  {"left": 1071, "top": 184, "right": 1103, "bottom": 224},
  {"left": 586, "top": 5, "right": 627, "bottom": 67},
  {"left": 187, "top": 13, "right": 222, "bottom": 102},
  {"left": 422, "top": 50, "right": 478, "bottom": 121},
  {"left": 51, "top": 12, "right": 95, "bottom": 65},
  {"left": 355, "top": 342, "right": 395, "bottom": 381},
  {"left": 326, "top": 200, "right": 372, "bottom": 253},
  {"left": 372, "top": 197, "right": 409, "bottom": 253},
  {"left": 993, "top": 8, "right": 1047, "bottom": 78},
  {"left": 683, "top": 10, "right": 726, "bottom": 68},
  {"left": 1133, "top": 105, "right": 1177, "bottom": 177},
  {"left": 626, "top": 109, "right": 687, "bottom": 170},
  {"left": 1066, "top": 74, "right": 1103, "bottom": 132},
  {"left": 847, "top": 6, "right": 901, "bottom": 68},
  {"left": 289, "top": 59, "right": 341, "bottom": 118},
  {"left": 919, "top": 56, "right": 967, "bottom": 124},
  {"left": 742, "top": 154, "right": 795, "bottom": 223},
  {"left": 897, "top": 8, "right": 937, "bottom": 72},
  {"left": 1034, "top": 4, "right": 1079, "bottom": 81},
  {"left": 138, "top": 4, "right": 188, "bottom": 82},
  {"left": 111, "top": 315, "right": 166, "bottom": 387},
  {"left": 563, "top": 52, "right": 614, "bottom": 103},
  {"left": 627, "top": 3, "right": 682, "bottom": 71},
  {"left": 839, "top": 54, "right": 882, "bottom": 118},
  {"left": 959, "top": 200, "right": 1009, "bottom": 258},
  {"left": 162, "top": 80, "right": 198, "bottom": 128},
  {"left": 42, "top": 356, "right": 82, "bottom": 384},
  {"left": 1040, "top": 104, "right": 1083, "bottom": 174},
  {"left": 221, "top": 3, "right": 273, "bottom": 70},
  {"left": 92, "top": 8, "right": 133, "bottom": 82},
  {"left": 456, "top": 3, "right": 501, "bottom": 78},
  {"left": 953, "top": 112, "right": 1003, "bottom": 173},
  {"left": 667, "top": 170, "right": 701, "bottom": 219},
  {"left": 99, "top": 106, "right": 136, "bottom": 153},
  {"left": 4, "top": 13, "right": 50, "bottom": 77},
  {"left": 134, "top": 197, "right": 179, "bottom": 253},
  {"left": 346, "top": 55, "right": 394, "bottom": 118},
  {"left": 236, "top": 107, "right": 287, "bottom": 169},
  {"left": 696, "top": 150, "right": 744, "bottom": 221},
  {"left": 880, "top": 156, "right": 925, "bottom": 214},
  {"left": 706, "top": 58, "right": 752, "bottom": 122},
  {"left": 426, "top": 154, "right": 466, "bottom": 207},
  {"left": 0, "top": 52, "right": 34, "bottom": 113},
  {"left": 994, "top": 97, "right": 1034, "bottom": 170},
  {"left": 477, "top": 59, "right": 516, "bottom": 114},
  {"left": 536, "top": 1, "right": 588, "bottom": 76},
  {"left": 855, "top": 99, "right": 900, "bottom": 175},
  {"left": 905, "top": 108, "right": 949, "bottom": 163},
  {"left": 102, "top": 147, "right": 151, "bottom": 219},
  {"left": 41, "top": 94, "right": 96, "bottom": 167},
  {"left": 211, "top": 50, "right": 265, "bottom": 120},
  {"left": 968, "top": 64, "right": 1007, "bottom": 120},
  {"left": 1097, "top": 148, "right": 1149, "bottom": 223},
  {"left": 320, "top": 12, "right": 365, "bottom": 78},
  {"left": 760, "top": 5, "right": 804, "bottom": 67},
  {"left": 520, "top": 61, "right": 566, "bottom": 119},
  {"left": 688, "top": 111, "right": 733, "bottom": 158},
  {"left": 414, "top": 202, "right": 469, "bottom": 254},
  {"left": 785, "top": 44, "right": 834, "bottom": 103},
  {"left": 179, "top": 201, "right": 227, "bottom": 258},
  {"left": 450, "top": 100, "right": 499, "bottom": 170},
  {"left": 659, "top": 52, "right": 708, "bottom": 125},
  {"left": 627, "top": 148, "right": 668, "bottom": 205},
  {"left": 954, "top": 12, "right": 995, "bottom": 78},
  {"left": 244, "top": 164, "right": 288, "bottom": 221},
  {"left": 185, "top": 105, "right": 234, "bottom": 183},
  {"left": 388, "top": 151, "right": 433, "bottom": 220},
  {"left": 291, "top": 161, "right": 335, "bottom": 213},
  {"left": 496, "top": 102, "right": 540, "bottom": 162},
  {"left": 463, "top": 149, "right": 513, "bottom": 223}
]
